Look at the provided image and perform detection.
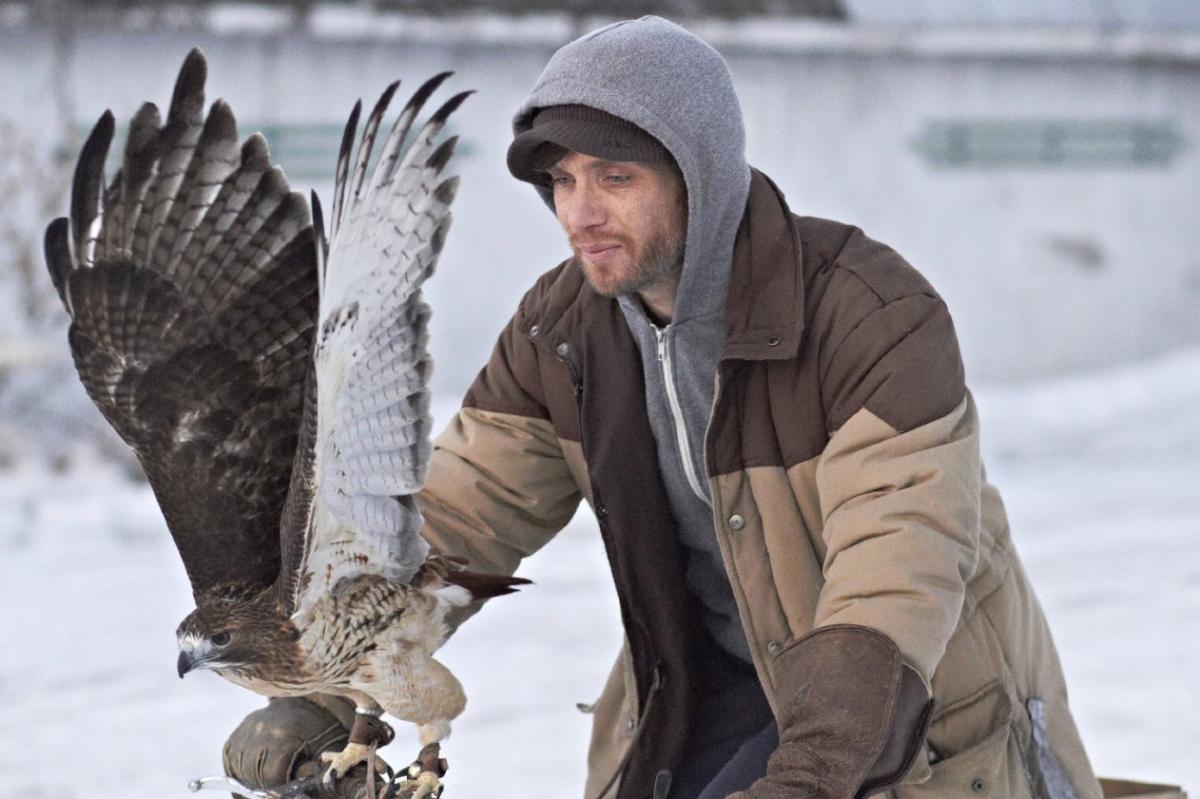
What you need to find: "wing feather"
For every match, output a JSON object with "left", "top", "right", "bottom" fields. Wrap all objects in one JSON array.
[
  {"left": 70, "top": 110, "right": 113, "bottom": 269},
  {"left": 98, "top": 102, "right": 161, "bottom": 265},
  {"left": 329, "top": 101, "right": 361, "bottom": 237},
  {"left": 159, "top": 99, "right": 241, "bottom": 278},
  {"left": 46, "top": 49, "right": 317, "bottom": 600},
  {"left": 370, "top": 71, "right": 452, "bottom": 193},
  {"left": 139, "top": 49, "right": 207, "bottom": 266},
  {"left": 171, "top": 134, "right": 270, "bottom": 295},
  {"left": 349, "top": 80, "right": 401, "bottom": 201},
  {"left": 281, "top": 78, "right": 468, "bottom": 620}
]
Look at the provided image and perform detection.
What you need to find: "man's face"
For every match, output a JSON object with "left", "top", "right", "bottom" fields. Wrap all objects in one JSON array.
[{"left": 546, "top": 152, "right": 686, "bottom": 300}]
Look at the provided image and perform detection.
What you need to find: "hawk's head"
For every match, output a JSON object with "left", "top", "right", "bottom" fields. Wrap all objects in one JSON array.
[{"left": 175, "top": 591, "right": 296, "bottom": 679}]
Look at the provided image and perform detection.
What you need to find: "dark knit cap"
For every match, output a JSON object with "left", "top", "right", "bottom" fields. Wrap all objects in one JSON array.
[{"left": 507, "top": 104, "right": 673, "bottom": 185}]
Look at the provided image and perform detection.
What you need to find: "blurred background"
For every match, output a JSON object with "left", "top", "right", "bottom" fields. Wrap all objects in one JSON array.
[{"left": 0, "top": 1, "right": 1197, "bottom": 797}]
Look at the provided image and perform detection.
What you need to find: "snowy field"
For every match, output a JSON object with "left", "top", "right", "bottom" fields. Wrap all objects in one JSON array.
[{"left": 1, "top": 348, "right": 1197, "bottom": 798}]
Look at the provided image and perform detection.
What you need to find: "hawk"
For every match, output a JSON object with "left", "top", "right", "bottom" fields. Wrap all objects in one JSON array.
[{"left": 44, "top": 49, "right": 524, "bottom": 797}]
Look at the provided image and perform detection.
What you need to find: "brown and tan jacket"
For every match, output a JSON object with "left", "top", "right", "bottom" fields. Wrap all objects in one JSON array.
[{"left": 418, "top": 171, "right": 1102, "bottom": 799}]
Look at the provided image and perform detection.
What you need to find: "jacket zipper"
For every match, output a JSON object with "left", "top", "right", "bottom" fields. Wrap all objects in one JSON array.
[{"left": 652, "top": 324, "right": 709, "bottom": 505}]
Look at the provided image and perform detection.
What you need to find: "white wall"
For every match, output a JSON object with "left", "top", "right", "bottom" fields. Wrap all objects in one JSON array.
[
  {"left": 729, "top": 46, "right": 1200, "bottom": 382},
  {"left": 3, "top": 16, "right": 1198, "bottom": 395}
]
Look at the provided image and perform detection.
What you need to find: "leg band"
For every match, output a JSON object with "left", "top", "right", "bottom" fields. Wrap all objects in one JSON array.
[{"left": 349, "top": 710, "right": 395, "bottom": 746}]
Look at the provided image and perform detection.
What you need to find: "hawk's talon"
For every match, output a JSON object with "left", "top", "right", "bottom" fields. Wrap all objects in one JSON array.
[
  {"left": 320, "top": 742, "right": 390, "bottom": 786},
  {"left": 394, "top": 769, "right": 443, "bottom": 799},
  {"left": 393, "top": 743, "right": 446, "bottom": 799}
]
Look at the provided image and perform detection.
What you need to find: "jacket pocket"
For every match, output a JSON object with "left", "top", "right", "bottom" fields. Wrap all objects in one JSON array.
[{"left": 894, "top": 682, "right": 1033, "bottom": 799}]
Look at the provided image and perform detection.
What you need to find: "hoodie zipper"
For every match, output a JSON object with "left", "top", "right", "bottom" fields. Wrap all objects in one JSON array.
[{"left": 653, "top": 325, "right": 709, "bottom": 505}]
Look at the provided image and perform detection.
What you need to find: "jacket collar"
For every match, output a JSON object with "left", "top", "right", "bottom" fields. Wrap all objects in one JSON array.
[
  {"left": 720, "top": 169, "right": 805, "bottom": 362},
  {"left": 526, "top": 168, "right": 804, "bottom": 363}
]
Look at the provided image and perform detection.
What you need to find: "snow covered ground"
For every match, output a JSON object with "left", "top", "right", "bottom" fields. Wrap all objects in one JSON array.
[{"left": 1, "top": 347, "right": 1197, "bottom": 798}]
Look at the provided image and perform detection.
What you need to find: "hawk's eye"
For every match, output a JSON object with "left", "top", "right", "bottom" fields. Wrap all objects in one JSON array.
[{"left": 212, "top": 631, "right": 232, "bottom": 646}]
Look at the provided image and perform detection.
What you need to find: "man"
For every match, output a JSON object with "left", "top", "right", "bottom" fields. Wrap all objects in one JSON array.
[{"left": 225, "top": 16, "right": 1101, "bottom": 799}]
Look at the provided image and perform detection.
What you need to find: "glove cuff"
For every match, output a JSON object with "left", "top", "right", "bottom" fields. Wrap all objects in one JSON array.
[
  {"left": 764, "top": 624, "right": 934, "bottom": 798},
  {"left": 859, "top": 647, "right": 934, "bottom": 797}
]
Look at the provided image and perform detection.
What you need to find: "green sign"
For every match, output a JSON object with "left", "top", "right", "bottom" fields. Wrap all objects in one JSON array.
[
  {"left": 914, "top": 119, "right": 1187, "bottom": 169},
  {"left": 256, "top": 122, "right": 346, "bottom": 183}
]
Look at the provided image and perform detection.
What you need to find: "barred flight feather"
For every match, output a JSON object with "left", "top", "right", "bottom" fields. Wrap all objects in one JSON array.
[
  {"left": 46, "top": 47, "right": 318, "bottom": 599},
  {"left": 284, "top": 76, "right": 469, "bottom": 621}
]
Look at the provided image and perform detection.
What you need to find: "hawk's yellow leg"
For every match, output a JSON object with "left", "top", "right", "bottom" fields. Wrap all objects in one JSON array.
[{"left": 320, "top": 705, "right": 393, "bottom": 785}]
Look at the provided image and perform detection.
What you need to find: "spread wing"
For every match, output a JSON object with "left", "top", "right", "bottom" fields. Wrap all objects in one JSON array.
[
  {"left": 279, "top": 75, "right": 469, "bottom": 620},
  {"left": 45, "top": 49, "right": 318, "bottom": 600}
]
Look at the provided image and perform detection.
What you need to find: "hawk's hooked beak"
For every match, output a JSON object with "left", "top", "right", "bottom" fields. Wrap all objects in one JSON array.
[{"left": 178, "top": 650, "right": 196, "bottom": 679}]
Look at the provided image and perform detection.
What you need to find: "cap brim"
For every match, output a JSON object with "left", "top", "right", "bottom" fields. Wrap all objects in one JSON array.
[
  {"left": 507, "top": 120, "right": 585, "bottom": 184},
  {"left": 507, "top": 116, "right": 651, "bottom": 185}
]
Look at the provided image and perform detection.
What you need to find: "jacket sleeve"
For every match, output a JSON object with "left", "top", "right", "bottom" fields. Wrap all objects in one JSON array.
[
  {"left": 416, "top": 275, "right": 582, "bottom": 612},
  {"left": 813, "top": 289, "right": 980, "bottom": 681},
  {"left": 419, "top": 406, "right": 581, "bottom": 576},
  {"left": 735, "top": 289, "right": 968, "bottom": 799}
]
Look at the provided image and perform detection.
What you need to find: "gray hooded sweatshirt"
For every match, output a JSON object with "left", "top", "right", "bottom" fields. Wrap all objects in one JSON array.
[{"left": 512, "top": 16, "right": 754, "bottom": 662}]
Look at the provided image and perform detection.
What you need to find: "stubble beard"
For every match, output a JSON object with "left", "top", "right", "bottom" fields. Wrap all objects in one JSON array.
[{"left": 578, "top": 224, "right": 684, "bottom": 300}]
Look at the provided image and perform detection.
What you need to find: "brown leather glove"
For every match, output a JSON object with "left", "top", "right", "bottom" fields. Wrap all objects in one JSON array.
[
  {"left": 731, "top": 625, "right": 934, "bottom": 799},
  {"left": 222, "top": 695, "right": 355, "bottom": 797}
]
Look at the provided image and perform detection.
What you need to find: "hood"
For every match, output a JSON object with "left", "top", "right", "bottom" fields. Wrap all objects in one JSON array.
[{"left": 512, "top": 15, "right": 751, "bottom": 323}]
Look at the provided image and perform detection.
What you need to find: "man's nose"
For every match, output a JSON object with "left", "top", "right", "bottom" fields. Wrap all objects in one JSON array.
[{"left": 560, "top": 183, "right": 606, "bottom": 233}]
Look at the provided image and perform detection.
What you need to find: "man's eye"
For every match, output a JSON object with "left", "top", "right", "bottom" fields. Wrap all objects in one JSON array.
[
  {"left": 605, "top": 174, "right": 631, "bottom": 185},
  {"left": 212, "top": 632, "right": 232, "bottom": 646}
]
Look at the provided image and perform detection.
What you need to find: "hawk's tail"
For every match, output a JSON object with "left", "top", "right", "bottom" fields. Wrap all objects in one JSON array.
[
  {"left": 443, "top": 569, "right": 533, "bottom": 600},
  {"left": 417, "top": 553, "right": 532, "bottom": 599}
]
